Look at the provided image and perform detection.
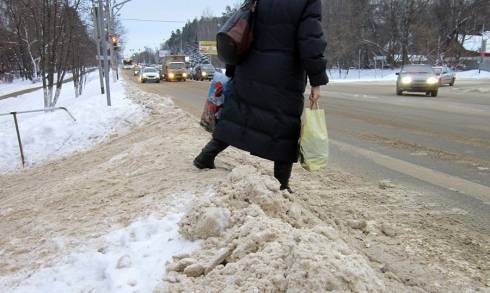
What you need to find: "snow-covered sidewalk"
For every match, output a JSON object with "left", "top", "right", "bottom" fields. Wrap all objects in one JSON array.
[{"left": 0, "top": 73, "right": 145, "bottom": 173}]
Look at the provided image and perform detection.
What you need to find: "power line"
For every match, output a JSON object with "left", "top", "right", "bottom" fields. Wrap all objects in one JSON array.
[{"left": 120, "top": 18, "right": 185, "bottom": 23}]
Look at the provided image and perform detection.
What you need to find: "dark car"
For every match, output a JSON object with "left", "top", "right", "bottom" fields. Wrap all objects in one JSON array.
[
  {"left": 396, "top": 64, "right": 440, "bottom": 97},
  {"left": 193, "top": 64, "right": 216, "bottom": 81}
]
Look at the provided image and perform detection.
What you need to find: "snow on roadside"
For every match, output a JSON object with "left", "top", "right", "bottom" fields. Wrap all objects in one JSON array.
[
  {"left": 162, "top": 166, "right": 386, "bottom": 292},
  {"left": 327, "top": 68, "right": 490, "bottom": 83},
  {"left": 0, "top": 73, "right": 75, "bottom": 97},
  {"left": 328, "top": 68, "right": 399, "bottom": 82},
  {"left": 0, "top": 79, "right": 41, "bottom": 97},
  {"left": 455, "top": 69, "right": 490, "bottom": 80},
  {"left": 0, "top": 73, "right": 145, "bottom": 173},
  {"left": 0, "top": 192, "right": 201, "bottom": 293}
]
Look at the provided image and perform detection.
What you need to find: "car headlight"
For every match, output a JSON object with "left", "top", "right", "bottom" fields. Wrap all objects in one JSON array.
[
  {"left": 401, "top": 76, "right": 412, "bottom": 84},
  {"left": 169, "top": 73, "right": 175, "bottom": 79},
  {"left": 427, "top": 77, "right": 438, "bottom": 84},
  {"left": 183, "top": 73, "right": 188, "bottom": 78},
  {"left": 202, "top": 71, "right": 207, "bottom": 76}
]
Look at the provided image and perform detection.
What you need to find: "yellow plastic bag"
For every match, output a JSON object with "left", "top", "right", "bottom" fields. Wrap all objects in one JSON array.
[{"left": 299, "top": 102, "right": 329, "bottom": 171}]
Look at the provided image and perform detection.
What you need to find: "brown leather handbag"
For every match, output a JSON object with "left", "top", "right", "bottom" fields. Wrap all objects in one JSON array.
[{"left": 216, "top": 0, "right": 258, "bottom": 65}]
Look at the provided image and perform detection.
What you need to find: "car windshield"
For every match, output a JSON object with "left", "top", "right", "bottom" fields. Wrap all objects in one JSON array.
[
  {"left": 144, "top": 68, "right": 158, "bottom": 73},
  {"left": 402, "top": 66, "right": 433, "bottom": 74},
  {"left": 433, "top": 68, "right": 442, "bottom": 74},
  {"left": 168, "top": 62, "right": 185, "bottom": 69}
]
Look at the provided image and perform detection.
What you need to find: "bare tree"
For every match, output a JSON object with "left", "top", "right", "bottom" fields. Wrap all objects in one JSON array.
[{"left": 2, "top": 0, "right": 96, "bottom": 108}]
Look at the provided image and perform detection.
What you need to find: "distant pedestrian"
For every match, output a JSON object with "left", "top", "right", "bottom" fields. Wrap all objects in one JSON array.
[{"left": 194, "top": 0, "right": 328, "bottom": 192}]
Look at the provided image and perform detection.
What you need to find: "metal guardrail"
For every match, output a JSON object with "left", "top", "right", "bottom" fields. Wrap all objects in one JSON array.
[{"left": 0, "top": 107, "right": 77, "bottom": 167}]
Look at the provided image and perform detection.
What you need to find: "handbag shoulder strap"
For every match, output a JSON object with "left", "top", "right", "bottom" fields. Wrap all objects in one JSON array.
[
  {"left": 251, "top": 0, "right": 258, "bottom": 12},
  {"left": 242, "top": 0, "right": 258, "bottom": 11}
]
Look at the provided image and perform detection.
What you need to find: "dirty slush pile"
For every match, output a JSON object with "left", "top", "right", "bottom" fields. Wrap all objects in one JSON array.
[{"left": 159, "top": 165, "right": 388, "bottom": 292}]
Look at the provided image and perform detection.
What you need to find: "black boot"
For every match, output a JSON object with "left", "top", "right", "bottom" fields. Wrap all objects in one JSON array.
[
  {"left": 274, "top": 162, "right": 293, "bottom": 192},
  {"left": 193, "top": 138, "right": 229, "bottom": 169}
]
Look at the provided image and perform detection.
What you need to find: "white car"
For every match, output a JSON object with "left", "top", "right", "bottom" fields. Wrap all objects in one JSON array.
[
  {"left": 139, "top": 67, "right": 160, "bottom": 83},
  {"left": 432, "top": 66, "right": 456, "bottom": 86}
]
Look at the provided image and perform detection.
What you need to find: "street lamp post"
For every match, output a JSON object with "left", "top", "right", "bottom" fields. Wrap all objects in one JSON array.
[
  {"left": 93, "top": 4, "right": 105, "bottom": 95},
  {"left": 106, "top": 0, "right": 132, "bottom": 81},
  {"left": 480, "top": 25, "right": 487, "bottom": 74},
  {"left": 98, "top": 0, "right": 111, "bottom": 106}
]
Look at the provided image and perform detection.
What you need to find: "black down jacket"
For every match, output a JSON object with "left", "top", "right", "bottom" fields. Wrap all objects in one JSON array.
[{"left": 213, "top": 0, "right": 328, "bottom": 163}]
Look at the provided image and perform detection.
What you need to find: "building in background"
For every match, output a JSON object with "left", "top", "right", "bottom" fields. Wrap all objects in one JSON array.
[{"left": 456, "top": 32, "right": 490, "bottom": 71}]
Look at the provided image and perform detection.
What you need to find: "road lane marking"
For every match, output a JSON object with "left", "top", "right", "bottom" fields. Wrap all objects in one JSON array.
[
  {"left": 331, "top": 139, "right": 490, "bottom": 202},
  {"left": 323, "top": 90, "right": 490, "bottom": 117}
]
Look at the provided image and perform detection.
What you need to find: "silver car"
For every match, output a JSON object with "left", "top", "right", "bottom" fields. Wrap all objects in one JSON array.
[
  {"left": 432, "top": 66, "right": 456, "bottom": 86},
  {"left": 139, "top": 67, "right": 160, "bottom": 83},
  {"left": 396, "top": 64, "right": 440, "bottom": 97}
]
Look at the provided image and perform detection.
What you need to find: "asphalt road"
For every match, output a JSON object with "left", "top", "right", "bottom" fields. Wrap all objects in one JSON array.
[{"left": 123, "top": 70, "right": 490, "bottom": 232}]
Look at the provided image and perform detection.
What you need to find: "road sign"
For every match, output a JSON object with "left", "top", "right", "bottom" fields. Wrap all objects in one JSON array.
[{"left": 199, "top": 41, "right": 217, "bottom": 56}]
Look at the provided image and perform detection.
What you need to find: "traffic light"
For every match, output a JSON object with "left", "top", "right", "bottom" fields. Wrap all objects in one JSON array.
[{"left": 111, "top": 36, "right": 119, "bottom": 50}]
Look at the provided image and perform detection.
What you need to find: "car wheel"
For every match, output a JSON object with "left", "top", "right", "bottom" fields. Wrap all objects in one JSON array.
[
  {"left": 431, "top": 90, "right": 438, "bottom": 97},
  {"left": 141, "top": 79, "right": 145, "bottom": 83},
  {"left": 396, "top": 88, "right": 403, "bottom": 96},
  {"left": 425, "top": 91, "right": 431, "bottom": 96},
  {"left": 156, "top": 80, "right": 160, "bottom": 83},
  {"left": 449, "top": 79, "right": 455, "bottom": 86}
]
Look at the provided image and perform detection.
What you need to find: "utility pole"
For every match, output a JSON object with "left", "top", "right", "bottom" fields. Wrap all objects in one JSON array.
[
  {"left": 358, "top": 48, "right": 361, "bottom": 80},
  {"left": 107, "top": 1, "right": 132, "bottom": 81},
  {"left": 480, "top": 24, "right": 487, "bottom": 74},
  {"left": 437, "top": 36, "right": 441, "bottom": 66},
  {"left": 98, "top": 0, "right": 111, "bottom": 106},
  {"left": 93, "top": 4, "right": 104, "bottom": 94},
  {"left": 106, "top": 0, "right": 116, "bottom": 82}
]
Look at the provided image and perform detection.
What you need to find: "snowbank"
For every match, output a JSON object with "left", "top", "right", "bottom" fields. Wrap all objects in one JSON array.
[
  {"left": 0, "top": 193, "right": 200, "bottom": 293},
  {"left": 0, "top": 79, "right": 41, "bottom": 97},
  {"left": 0, "top": 73, "right": 145, "bottom": 173},
  {"left": 455, "top": 69, "right": 490, "bottom": 80},
  {"left": 328, "top": 69, "right": 399, "bottom": 82},
  {"left": 0, "top": 73, "right": 75, "bottom": 97},
  {"left": 161, "top": 166, "right": 385, "bottom": 292}
]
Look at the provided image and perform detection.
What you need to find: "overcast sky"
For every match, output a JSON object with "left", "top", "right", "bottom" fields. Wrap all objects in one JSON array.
[{"left": 119, "top": 0, "right": 238, "bottom": 56}]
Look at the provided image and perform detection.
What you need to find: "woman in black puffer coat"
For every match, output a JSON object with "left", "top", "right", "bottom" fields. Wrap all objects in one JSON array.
[{"left": 194, "top": 0, "right": 328, "bottom": 191}]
